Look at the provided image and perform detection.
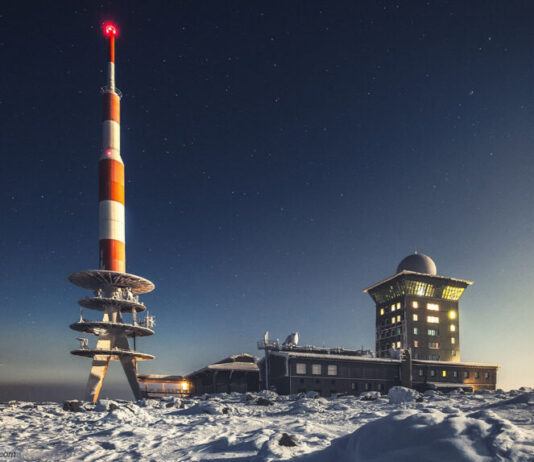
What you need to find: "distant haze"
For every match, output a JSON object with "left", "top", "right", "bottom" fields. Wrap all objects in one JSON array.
[{"left": 0, "top": 383, "right": 131, "bottom": 403}]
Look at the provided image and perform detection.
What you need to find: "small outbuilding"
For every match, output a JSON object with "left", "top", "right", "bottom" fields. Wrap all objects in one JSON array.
[
  {"left": 187, "top": 353, "right": 259, "bottom": 395},
  {"left": 137, "top": 374, "right": 191, "bottom": 398}
]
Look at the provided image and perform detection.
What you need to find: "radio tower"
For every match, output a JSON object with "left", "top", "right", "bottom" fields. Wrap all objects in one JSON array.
[{"left": 68, "top": 22, "right": 155, "bottom": 402}]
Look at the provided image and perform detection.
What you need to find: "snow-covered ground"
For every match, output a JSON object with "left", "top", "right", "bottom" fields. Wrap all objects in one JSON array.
[{"left": 1, "top": 387, "right": 533, "bottom": 461}]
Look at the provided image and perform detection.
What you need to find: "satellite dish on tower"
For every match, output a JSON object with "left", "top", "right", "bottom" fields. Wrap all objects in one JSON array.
[{"left": 283, "top": 332, "right": 299, "bottom": 347}]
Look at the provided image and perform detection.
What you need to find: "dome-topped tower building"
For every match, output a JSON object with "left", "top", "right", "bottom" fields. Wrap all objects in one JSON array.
[{"left": 364, "top": 253, "right": 470, "bottom": 362}]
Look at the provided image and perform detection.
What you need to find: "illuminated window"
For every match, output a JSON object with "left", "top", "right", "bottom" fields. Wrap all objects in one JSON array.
[
  {"left": 442, "top": 370, "right": 447, "bottom": 377},
  {"left": 429, "top": 342, "right": 439, "bottom": 349},
  {"left": 327, "top": 365, "right": 337, "bottom": 376},
  {"left": 427, "top": 316, "right": 439, "bottom": 324},
  {"left": 430, "top": 370, "right": 435, "bottom": 377},
  {"left": 396, "top": 341, "right": 401, "bottom": 348},
  {"left": 312, "top": 364, "right": 322, "bottom": 375},
  {"left": 450, "top": 324, "right": 456, "bottom": 332},
  {"left": 448, "top": 311, "right": 456, "bottom": 320},
  {"left": 296, "top": 363, "right": 306, "bottom": 375},
  {"left": 442, "top": 286, "right": 465, "bottom": 301},
  {"left": 391, "top": 317, "right": 395, "bottom": 325},
  {"left": 396, "top": 302, "right": 401, "bottom": 309},
  {"left": 391, "top": 304, "right": 395, "bottom": 312},
  {"left": 451, "top": 337, "right": 456, "bottom": 344},
  {"left": 396, "top": 315, "right": 401, "bottom": 323},
  {"left": 405, "top": 280, "right": 436, "bottom": 297},
  {"left": 412, "top": 301, "right": 419, "bottom": 308},
  {"left": 414, "top": 340, "right": 419, "bottom": 347},
  {"left": 428, "top": 329, "right": 438, "bottom": 336},
  {"left": 413, "top": 327, "right": 418, "bottom": 335},
  {"left": 380, "top": 308, "right": 384, "bottom": 316},
  {"left": 391, "top": 343, "right": 396, "bottom": 349},
  {"left": 427, "top": 303, "right": 439, "bottom": 311},
  {"left": 413, "top": 314, "right": 418, "bottom": 321}
]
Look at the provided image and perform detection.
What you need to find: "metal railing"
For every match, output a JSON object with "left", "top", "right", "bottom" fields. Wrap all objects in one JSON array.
[{"left": 100, "top": 85, "right": 123, "bottom": 99}]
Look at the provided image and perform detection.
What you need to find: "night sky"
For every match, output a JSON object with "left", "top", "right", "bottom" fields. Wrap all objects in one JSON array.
[{"left": 1, "top": 1, "right": 534, "bottom": 399}]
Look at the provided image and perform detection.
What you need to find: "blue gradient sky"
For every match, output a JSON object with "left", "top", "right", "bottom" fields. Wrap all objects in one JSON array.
[{"left": 1, "top": 1, "right": 534, "bottom": 398}]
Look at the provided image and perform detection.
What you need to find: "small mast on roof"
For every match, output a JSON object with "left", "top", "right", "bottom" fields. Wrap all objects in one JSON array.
[{"left": 67, "top": 21, "right": 157, "bottom": 403}]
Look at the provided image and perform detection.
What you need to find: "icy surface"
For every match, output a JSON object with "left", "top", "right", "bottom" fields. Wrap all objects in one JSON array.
[
  {"left": 0, "top": 389, "right": 533, "bottom": 461},
  {"left": 388, "top": 385, "right": 422, "bottom": 404}
]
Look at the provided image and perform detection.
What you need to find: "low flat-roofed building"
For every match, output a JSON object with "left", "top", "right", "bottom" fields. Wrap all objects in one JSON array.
[
  {"left": 259, "top": 346, "right": 498, "bottom": 396},
  {"left": 137, "top": 374, "right": 191, "bottom": 398},
  {"left": 411, "top": 359, "right": 498, "bottom": 392}
]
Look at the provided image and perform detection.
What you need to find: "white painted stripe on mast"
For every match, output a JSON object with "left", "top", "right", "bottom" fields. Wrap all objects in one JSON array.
[
  {"left": 99, "top": 200, "right": 125, "bottom": 242},
  {"left": 102, "top": 120, "right": 121, "bottom": 152}
]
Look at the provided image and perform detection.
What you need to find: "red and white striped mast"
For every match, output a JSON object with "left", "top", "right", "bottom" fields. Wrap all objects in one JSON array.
[
  {"left": 68, "top": 22, "right": 156, "bottom": 403},
  {"left": 99, "top": 22, "right": 125, "bottom": 273}
]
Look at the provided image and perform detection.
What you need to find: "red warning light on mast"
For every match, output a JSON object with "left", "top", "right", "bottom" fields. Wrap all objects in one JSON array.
[{"left": 103, "top": 22, "right": 118, "bottom": 38}]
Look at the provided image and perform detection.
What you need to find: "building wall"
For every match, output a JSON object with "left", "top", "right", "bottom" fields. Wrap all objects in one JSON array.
[
  {"left": 267, "top": 355, "right": 399, "bottom": 396},
  {"left": 265, "top": 354, "right": 497, "bottom": 396},
  {"left": 376, "top": 296, "right": 460, "bottom": 362},
  {"left": 189, "top": 370, "right": 259, "bottom": 395},
  {"left": 412, "top": 362, "right": 497, "bottom": 391}
]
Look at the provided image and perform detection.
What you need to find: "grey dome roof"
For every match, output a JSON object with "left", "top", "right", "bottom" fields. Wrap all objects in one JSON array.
[{"left": 397, "top": 253, "right": 437, "bottom": 275}]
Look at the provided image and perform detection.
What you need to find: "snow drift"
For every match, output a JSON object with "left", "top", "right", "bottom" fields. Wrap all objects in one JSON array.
[
  {"left": 1, "top": 389, "right": 533, "bottom": 461},
  {"left": 293, "top": 408, "right": 532, "bottom": 461}
]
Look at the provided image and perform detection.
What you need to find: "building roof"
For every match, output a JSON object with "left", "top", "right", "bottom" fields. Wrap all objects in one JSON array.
[
  {"left": 213, "top": 353, "right": 258, "bottom": 364},
  {"left": 397, "top": 253, "right": 437, "bottom": 275},
  {"left": 258, "top": 341, "right": 373, "bottom": 357},
  {"left": 270, "top": 351, "right": 399, "bottom": 364},
  {"left": 269, "top": 351, "right": 499, "bottom": 369},
  {"left": 207, "top": 362, "right": 259, "bottom": 372},
  {"left": 363, "top": 270, "right": 472, "bottom": 294},
  {"left": 187, "top": 353, "right": 259, "bottom": 378},
  {"left": 413, "top": 359, "right": 499, "bottom": 368},
  {"left": 137, "top": 374, "right": 184, "bottom": 383}
]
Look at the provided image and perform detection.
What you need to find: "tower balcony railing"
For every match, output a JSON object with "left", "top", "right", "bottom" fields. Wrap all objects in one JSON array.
[{"left": 100, "top": 85, "right": 123, "bottom": 98}]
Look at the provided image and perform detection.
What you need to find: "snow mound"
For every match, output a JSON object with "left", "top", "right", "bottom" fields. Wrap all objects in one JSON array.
[
  {"left": 171, "top": 400, "right": 238, "bottom": 416},
  {"left": 289, "top": 397, "right": 328, "bottom": 415},
  {"left": 2, "top": 389, "right": 534, "bottom": 460},
  {"left": 258, "top": 390, "right": 280, "bottom": 401},
  {"left": 388, "top": 386, "right": 422, "bottom": 404},
  {"left": 359, "top": 391, "right": 381, "bottom": 401},
  {"left": 292, "top": 408, "right": 533, "bottom": 461},
  {"left": 103, "top": 403, "right": 155, "bottom": 423},
  {"left": 485, "top": 392, "right": 534, "bottom": 408}
]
